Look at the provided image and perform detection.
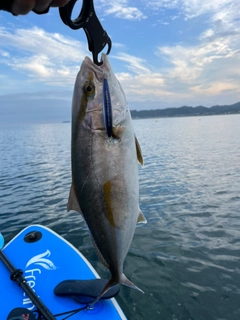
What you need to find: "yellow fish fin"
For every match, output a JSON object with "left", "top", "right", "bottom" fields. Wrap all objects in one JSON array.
[
  {"left": 67, "top": 184, "right": 82, "bottom": 214},
  {"left": 135, "top": 135, "right": 144, "bottom": 165},
  {"left": 137, "top": 209, "right": 147, "bottom": 224}
]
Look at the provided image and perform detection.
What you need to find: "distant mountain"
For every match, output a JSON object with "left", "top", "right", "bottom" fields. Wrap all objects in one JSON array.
[{"left": 131, "top": 102, "right": 240, "bottom": 119}]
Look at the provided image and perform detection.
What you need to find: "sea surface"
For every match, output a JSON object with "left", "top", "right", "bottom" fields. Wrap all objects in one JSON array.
[{"left": 1, "top": 114, "right": 240, "bottom": 320}]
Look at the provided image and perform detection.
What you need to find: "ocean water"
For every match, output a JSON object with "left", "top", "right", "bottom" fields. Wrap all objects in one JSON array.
[{"left": 1, "top": 114, "right": 240, "bottom": 320}]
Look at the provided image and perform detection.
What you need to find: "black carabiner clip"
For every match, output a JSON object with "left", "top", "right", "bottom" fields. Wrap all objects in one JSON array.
[{"left": 59, "top": 0, "right": 112, "bottom": 65}]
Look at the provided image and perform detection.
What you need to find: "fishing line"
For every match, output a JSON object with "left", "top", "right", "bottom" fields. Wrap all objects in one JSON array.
[{"left": 36, "top": 304, "right": 89, "bottom": 320}]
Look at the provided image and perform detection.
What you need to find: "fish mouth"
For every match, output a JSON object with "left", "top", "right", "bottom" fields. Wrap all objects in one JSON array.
[
  {"left": 81, "top": 54, "right": 113, "bottom": 136},
  {"left": 83, "top": 54, "right": 110, "bottom": 82}
]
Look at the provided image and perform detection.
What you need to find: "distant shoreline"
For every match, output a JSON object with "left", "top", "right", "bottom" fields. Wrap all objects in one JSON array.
[
  {"left": 131, "top": 112, "right": 240, "bottom": 120},
  {"left": 131, "top": 102, "right": 240, "bottom": 119}
]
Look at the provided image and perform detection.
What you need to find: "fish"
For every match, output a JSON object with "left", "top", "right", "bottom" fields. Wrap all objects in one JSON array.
[{"left": 68, "top": 53, "right": 146, "bottom": 301}]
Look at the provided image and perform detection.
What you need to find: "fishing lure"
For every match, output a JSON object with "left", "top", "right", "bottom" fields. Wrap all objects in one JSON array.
[{"left": 102, "top": 78, "right": 113, "bottom": 138}]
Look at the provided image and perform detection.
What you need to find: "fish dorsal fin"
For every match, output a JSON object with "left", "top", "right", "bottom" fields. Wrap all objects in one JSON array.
[
  {"left": 67, "top": 184, "right": 82, "bottom": 214},
  {"left": 112, "top": 126, "right": 125, "bottom": 139},
  {"left": 137, "top": 209, "right": 147, "bottom": 224},
  {"left": 92, "top": 237, "right": 109, "bottom": 269},
  {"left": 135, "top": 135, "right": 144, "bottom": 165}
]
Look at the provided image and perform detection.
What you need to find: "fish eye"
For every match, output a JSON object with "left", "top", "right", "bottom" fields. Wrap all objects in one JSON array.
[{"left": 83, "top": 81, "right": 95, "bottom": 98}]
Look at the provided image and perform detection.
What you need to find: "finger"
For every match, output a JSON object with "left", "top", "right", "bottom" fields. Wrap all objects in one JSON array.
[
  {"left": 11, "top": 0, "right": 36, "bottom": 15},
  {"left": 34, "top": 0, "right": 52, "bottom": 12},
  {"left": 49, "top": 0, "right": 69, "bottom": 8}
]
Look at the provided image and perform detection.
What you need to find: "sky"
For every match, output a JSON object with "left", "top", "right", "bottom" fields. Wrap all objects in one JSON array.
[{"left": 0, "top": 0, "right": 240, "bottom": 124}]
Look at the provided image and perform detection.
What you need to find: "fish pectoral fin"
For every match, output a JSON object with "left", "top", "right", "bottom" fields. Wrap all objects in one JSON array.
[
  {"left": 137, "top": 209, "right": 147, "bottom": 224},
  {"left": 67, "top": 184, "right": 82, "bottom": 214},
  {"left": 135, "top": 135, "right": 144, "bottom": 165},
  {"left": 92, "top": 237, "right": 109, "bottom": 269},
  {"left": 112, "top": 126, "right": 126, "bottom": 139}
]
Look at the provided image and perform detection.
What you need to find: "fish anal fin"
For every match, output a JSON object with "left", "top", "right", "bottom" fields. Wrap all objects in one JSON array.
[
  {"left": 135, "top": 135, "right": 144, "bottom": 165},
  {"left": 92, "top": 237, "right": 109, "bottom": 269},
  {"left": 67, "top": 184, "right": 82, "bottom": 214},
  {"left": 137, "top": 210, "right": 147, "bottom": 224}
]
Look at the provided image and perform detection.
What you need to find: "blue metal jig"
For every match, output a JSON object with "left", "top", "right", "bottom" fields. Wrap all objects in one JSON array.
[{"left": 103, "top": 78, "right": 113, "bottom": 138}]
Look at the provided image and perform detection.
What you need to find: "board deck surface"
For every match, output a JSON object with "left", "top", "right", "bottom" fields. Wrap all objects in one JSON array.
[{"left": 0, "top": 225, "right": 127, "bottom": 319}]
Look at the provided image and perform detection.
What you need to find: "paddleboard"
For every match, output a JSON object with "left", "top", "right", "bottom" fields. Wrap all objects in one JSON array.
[{"left": 0, "top": 225, "right": 127, "bottom": 319}]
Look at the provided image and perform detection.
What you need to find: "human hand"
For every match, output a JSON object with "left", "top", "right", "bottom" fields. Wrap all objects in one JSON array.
[{"left": 11, "top": 0, "right": 69, "bottom": 15}]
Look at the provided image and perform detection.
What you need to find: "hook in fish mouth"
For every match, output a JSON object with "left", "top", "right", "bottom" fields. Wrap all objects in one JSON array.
[{"left": 102, "top": 78, "right": 113, "bottom": 138}]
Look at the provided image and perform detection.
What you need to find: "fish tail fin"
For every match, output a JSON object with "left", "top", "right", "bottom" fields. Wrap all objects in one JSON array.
[
  {"left": 121, "top": 273, "right": 144, "bottom": 294},
  {"left": 89, "top": 274, "right": 143, "bottom": 308},
  {"left": 89, "top": 277, "right": 119, "bottom": 308}
]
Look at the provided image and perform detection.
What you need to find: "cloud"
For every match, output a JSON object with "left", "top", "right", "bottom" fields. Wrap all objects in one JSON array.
[
  {"left": 112, "top": 36, "right": 240, "bottom": 108},
  {"left": 113, "top": 53, "right": 169, "bottom": 104},
  {"left": 0, "top": 49, "right": 10, "bottom": 57},
  {"left": 158, "top": 40, "right": 237, "bottom": 81},
  {"left": 0, "top": 26, "right": 88, "bottom": 88},
  {"left": 145, "top": 0, "right": 238, "bottom": 18},
  {"left": 145, "top": 0, "right": 240, "bottom": 33},
  {"left": 1, "top": 0, "right": 240, "bottom": 117},
  {"left": 98, "top": 0, "right": 146, "bottom": 20},
  {"left": 0, "top": 27, "right": 86, "bottom": 61},
  {"left": 114, "top": 53, "right": 151, "bottom": 75},
  {"left": 155, "top": 37, "right": 240, "bottom": 101},
  {"left": 129, "top": 0, "right": 240, "bottom": 106}
]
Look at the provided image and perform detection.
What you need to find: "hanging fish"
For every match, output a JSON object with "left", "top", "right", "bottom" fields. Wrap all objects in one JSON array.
[{"left": 68, "top": 53, "right": 146, "bottom": 301}]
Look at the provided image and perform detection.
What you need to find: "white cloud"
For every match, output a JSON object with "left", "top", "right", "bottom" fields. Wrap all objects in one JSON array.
[
  {"left": 191, "top": 81, "right": 240, "bottom": 96},
  {"left": 132, "top": 0, "right": 240, "bottom": 106},
  {"left": 114, "top": 53, "right": 150, "bottom": 75},
  {"left": 1, "top": 0, "right": 240, "bottom": 112},
  {"left": 145, "top": 0, "right": 240, "bottom": 33},
  {"left": 98, "top": 0, "right": 146, "bottom": 20},
  {"left": 0, "top": 49, "right": 10, "bottom": 57},
  {"left": 145, "top": 0, "right": 238, "bottom": 18},
  {"left": 113, "top": 53, "right": 168, "bottom": 102},
  {"left": 0, "top": 26, "right": 88, "bottom": 87},
  {"left": 158, "top": 40, "right": 236, "bottom": 82},
  {"left": 156, "top": 37, "right": 240, "bottom": 101},
  {"left": 0, "top": 27, "right": 86, "bottom": 61},
  {"left": 12, "top": 55, "right": 54, "bottom": 77},
  {"left": 111, "top": 36, "right": 240, "bottom": 107},
  {"left": 104, "top": 5, "right": 145, "bottom": 20}
]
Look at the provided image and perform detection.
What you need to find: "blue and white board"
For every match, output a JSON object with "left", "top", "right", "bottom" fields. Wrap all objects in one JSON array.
[{"left": 0, "top": 225, "right": 127, "bottom": 319}]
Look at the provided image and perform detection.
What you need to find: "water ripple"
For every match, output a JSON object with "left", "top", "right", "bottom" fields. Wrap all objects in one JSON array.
[{"left": 1, "top": 116, "right": 240, "bottom": 319}]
